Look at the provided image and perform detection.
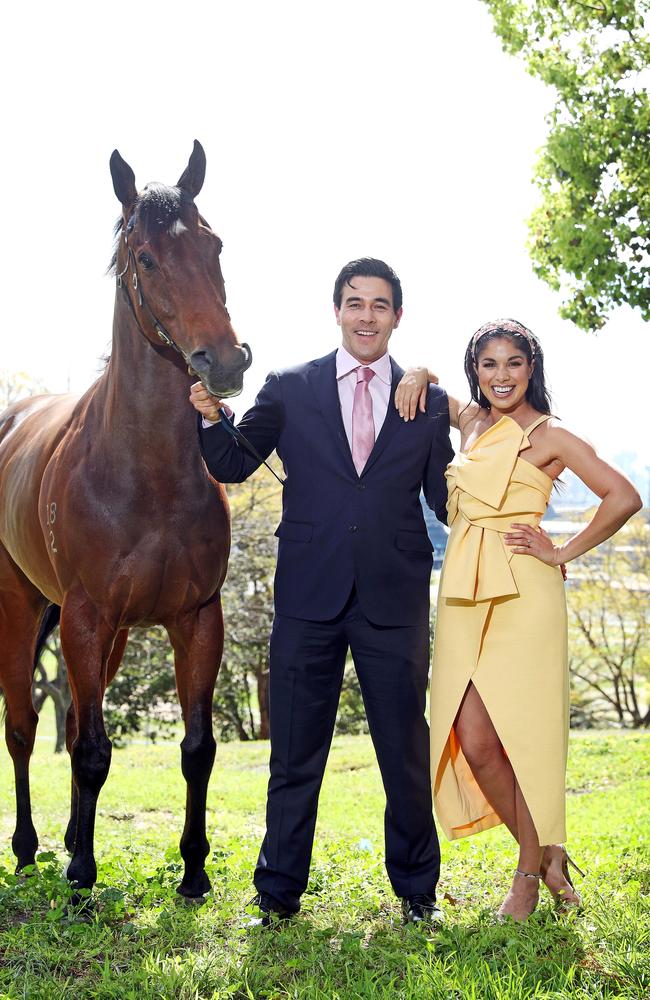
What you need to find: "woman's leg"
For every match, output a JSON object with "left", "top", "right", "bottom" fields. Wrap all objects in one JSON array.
[{"left": 455, "top": 683, "right": 542, "bottom": 920}]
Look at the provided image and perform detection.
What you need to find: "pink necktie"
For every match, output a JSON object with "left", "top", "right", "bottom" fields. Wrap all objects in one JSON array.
[{"left": 352, "top": 366, "right": 375, "bottom": 475}]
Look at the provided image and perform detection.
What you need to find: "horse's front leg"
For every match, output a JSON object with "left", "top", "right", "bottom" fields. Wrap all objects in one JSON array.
[
  {"left": 63, "top": 629, "right": 128, "bottom": 854},
  {"left": 59, "top": 591, "right": 119, "bottom": 894},
  {"left": 167, "top": 598, "right": 223, "bottom": 900}
]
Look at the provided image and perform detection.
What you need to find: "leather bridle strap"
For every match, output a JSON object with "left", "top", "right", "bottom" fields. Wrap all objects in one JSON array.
[
  {"left": 117, "top": 244, "right": 200, "bottom": 370},
  {"left": 116, "top": 233, "right": 284, "bottom": 487}
]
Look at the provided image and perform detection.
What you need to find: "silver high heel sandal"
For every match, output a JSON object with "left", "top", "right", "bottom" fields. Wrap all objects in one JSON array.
[{"left": 542, "top": 845, "right": 585, "bottom": 908}]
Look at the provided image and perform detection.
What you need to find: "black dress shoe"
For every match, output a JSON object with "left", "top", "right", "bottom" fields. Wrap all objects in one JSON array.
[
  {"left": 245, "top": 891, "right": 295, "bottom": 928},
  {"left": 401, "top": 893, "right": 444, "bottom": 925}
]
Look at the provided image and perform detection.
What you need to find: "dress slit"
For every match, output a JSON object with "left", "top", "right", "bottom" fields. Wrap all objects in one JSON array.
[{"left": 438, "top": 676, "right": 544, "bottom": 843}]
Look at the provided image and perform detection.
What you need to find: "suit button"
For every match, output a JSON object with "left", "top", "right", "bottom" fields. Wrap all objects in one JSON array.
[
  {"left": 356, "top": 483, "right": 366, "bottom": 491},
  {"left": 349, "top": 525, "right": 358, "bottom": 533}
]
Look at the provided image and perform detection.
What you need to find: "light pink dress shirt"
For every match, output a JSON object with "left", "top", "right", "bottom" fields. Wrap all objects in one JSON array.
[{"left": 336, "top": 346, "right": 392, "bottom": 450}]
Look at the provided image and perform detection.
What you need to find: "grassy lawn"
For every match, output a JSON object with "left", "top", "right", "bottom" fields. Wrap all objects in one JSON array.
[{"left": 0, "top": 709, "right": 648, "bottom": 999}]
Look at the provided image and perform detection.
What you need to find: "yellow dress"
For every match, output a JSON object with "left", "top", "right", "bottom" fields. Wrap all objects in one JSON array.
[{"left": 430, "top": 414, "right": 568, "bottom": 846}]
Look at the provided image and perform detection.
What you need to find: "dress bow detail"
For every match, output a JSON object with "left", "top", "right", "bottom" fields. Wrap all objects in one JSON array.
[{"left": 440, "top": 417, "right": 547, "bottom": 603}]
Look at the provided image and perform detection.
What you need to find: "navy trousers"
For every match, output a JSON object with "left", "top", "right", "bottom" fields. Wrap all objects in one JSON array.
[{"left": 254, "top": 590, "right": 440, "bottom": 911}]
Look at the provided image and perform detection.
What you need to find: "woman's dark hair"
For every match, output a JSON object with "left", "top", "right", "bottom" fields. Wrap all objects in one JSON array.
[
  {"left": 463, "top": 319, "right": 552, "bottom": 414},
  {"left": 333, "top": 257, "right": 403, "bottom": 312}
]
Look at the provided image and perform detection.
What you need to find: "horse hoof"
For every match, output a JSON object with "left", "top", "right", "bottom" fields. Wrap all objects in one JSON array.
[
  {"left": 14, "top": 861, "right": 37, "bottom": 877},
  {"left": 67, "top": 895, "right": 95, "bottom": 920},
  {"left": 176, "top": 875, "right": 210, "bottom": 903},
  {"left": 177, "top": 892, "right": 207, "bottom": 907}
]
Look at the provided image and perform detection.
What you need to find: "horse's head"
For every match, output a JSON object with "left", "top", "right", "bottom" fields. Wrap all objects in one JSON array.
[{"left": 109, "top": 141, "right": 251, "bottom": 398}]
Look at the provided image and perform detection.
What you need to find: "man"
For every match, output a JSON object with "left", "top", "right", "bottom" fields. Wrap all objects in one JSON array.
[{"left": 191, "top": 258, "right": 453, "bottom": 925}]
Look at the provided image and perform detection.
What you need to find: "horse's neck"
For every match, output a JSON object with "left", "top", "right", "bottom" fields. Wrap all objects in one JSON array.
[{"left": 94, "top": 296, "right": 201, "bottom": 469}]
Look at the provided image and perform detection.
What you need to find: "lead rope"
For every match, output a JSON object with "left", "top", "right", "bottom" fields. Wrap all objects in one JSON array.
[{"left": 218, "top": 411, "right": 286, "bottom": 486}]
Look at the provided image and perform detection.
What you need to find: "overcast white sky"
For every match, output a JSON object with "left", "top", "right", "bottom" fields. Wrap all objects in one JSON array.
[{"left": 2, "top": 0, "right": 647, "bottom": 474}]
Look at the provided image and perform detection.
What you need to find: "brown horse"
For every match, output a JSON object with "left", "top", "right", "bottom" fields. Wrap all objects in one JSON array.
[{"left": 0, "top": 141, "right": 251, "bottom": 900}]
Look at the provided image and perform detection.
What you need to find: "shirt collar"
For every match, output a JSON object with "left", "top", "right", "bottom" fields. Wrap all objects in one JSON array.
[{"left": 336, "top": 346, "right": 392, "bottom": 385}]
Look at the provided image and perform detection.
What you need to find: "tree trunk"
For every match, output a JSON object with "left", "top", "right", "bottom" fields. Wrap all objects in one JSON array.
[
  {"left": 257, "top": 665, "right": 270, "bottom": 740},
  {"left": 31, "top": 642, "right": 72, "bottom": 753}
]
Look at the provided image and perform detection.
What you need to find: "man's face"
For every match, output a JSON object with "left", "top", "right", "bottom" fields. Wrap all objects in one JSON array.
[{"left": 334, "top": 275, "right": 402, "bottom": 364}]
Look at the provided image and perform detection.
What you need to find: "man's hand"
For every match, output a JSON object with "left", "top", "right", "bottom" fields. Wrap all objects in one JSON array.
[{"left": 190, "top": 381, "right": 224, "bottom": 422}]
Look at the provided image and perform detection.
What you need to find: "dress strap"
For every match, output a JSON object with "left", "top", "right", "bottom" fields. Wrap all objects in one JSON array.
[{"left": 523, "top": 414, "right": 551, "bottom": 436}]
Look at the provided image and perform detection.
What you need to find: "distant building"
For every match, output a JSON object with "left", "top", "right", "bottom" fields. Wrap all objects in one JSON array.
[
  {"left": 552, "top": 470, "right": 599, "bottom": 512},
  {"left": 421, "top": 497, "right": 449, "bottom": 569}
]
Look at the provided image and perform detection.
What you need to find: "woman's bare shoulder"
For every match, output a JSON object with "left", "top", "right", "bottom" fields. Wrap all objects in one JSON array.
[
  {"left": 457, "top": 400, "right": 482, "bottom": 432},
  {"left": 544, "top": 416, "right": 594, "bottom": 451}
]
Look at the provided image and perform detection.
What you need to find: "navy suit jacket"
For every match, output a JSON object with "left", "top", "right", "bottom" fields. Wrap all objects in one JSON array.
[{"left": 199, "top": 350, "right": 454, "bottom": 626}]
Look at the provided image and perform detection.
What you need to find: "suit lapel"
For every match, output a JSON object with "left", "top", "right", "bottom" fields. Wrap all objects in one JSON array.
[
  {"left": 361, "top": 358, "right": 403, "bottom": 476},
  {"left": 308, "top": 351, "right": 358, "bottom": 476}
]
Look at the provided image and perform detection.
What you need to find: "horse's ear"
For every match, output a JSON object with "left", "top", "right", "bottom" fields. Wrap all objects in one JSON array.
[
  {"left": 110, "top": 150, "right": 138, "bottom": 209},
  {"left": 177, "top": 140, "right": 206, "bottom": 199}
]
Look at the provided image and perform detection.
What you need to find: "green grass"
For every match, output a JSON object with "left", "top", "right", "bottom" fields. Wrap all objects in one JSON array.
[{"left": 0, "top": 715, "right": 648, "bottom": 999}]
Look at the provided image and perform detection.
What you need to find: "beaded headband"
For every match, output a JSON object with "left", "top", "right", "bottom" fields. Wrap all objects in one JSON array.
[{"left": 471, "top": 320, "right": 537, "bottom": 360}]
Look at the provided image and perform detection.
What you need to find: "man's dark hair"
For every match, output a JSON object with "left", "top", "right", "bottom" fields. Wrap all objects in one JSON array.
[{"left": 333, "top": 258, "right": 403, "bottom": 312}]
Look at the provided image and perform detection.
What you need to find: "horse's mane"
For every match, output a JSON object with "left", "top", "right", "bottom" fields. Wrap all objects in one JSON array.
[{"left": 107, "top": 183, "right": 195, "bottom": 275}]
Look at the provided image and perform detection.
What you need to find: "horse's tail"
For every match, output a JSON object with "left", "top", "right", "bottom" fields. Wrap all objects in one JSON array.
[
  {"left": 0, "top": 603, "right": 62, "bottom": 725},
  {"left": 34, "top": 604, "right": 61, "bottom": 672}
]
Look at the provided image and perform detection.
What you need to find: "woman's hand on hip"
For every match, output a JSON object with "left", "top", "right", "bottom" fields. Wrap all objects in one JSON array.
[{"left": 505, "top": 524, "right": 562, "bottom": 566}]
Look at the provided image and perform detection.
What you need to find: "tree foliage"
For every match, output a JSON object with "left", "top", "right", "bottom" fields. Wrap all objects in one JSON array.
[
  {"left": 102, "top": 628, "right": 179, "bottom": 746},
  {"left": 482, "top": 0, "right": 650, "bottom": 330},
  {"left": 567, "top": 515, "right": 649, "bottom": 727},
  {"left": 0, "top": 370, "right": 47, "bottom": 410},
  {"left": 216, "top": 474, "right": 281, "bottom": 740}
]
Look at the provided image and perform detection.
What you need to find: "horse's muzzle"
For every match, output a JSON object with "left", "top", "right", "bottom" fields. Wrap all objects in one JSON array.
[{"left": 190, "top": 343, "right": 253, "bottom": 398}]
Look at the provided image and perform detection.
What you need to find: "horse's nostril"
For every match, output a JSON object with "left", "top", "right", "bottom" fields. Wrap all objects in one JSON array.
[{"left": 189, "top": 350, "right": 213, "bottom": 373}]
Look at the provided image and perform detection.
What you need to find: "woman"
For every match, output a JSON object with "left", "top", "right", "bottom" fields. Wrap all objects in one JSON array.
[{"left": 395, "top": 319, "right": 641, "bottom": 921}]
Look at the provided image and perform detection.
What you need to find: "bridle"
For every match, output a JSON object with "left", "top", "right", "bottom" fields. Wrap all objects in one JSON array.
[
  {"left": 116, "top": 226, "right": 252, "bottom": 397},
  {"left": 115, "top": 222, "right": 284, "bottom": 486}
]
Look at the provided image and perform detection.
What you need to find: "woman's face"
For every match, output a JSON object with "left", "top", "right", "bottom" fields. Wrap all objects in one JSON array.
[{"left": 475, "top": 336, "right": 533, "bottom": 412}]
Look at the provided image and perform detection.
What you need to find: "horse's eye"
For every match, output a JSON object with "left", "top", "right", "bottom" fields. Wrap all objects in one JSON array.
[{"left": 139, "top": 253, "right": 155, "bottom": 270}]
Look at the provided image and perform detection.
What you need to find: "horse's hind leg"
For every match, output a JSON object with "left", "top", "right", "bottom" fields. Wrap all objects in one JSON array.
[
  {"left": 0, "top": 557, "right": 47, "bottom": 870},
  {"left": 167, "top": 598, "right": 223, "bottom": 900},
  {"left": 59, "top": 590, "right": 119, "bottom": 893},
  {"left": 63, "top": 628, "right": 128, "bottom": 854}
]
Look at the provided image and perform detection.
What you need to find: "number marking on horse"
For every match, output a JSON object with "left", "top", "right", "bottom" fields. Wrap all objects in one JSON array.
[{"left": 46, "top": 502, "right": 58, "bottom": 554}]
